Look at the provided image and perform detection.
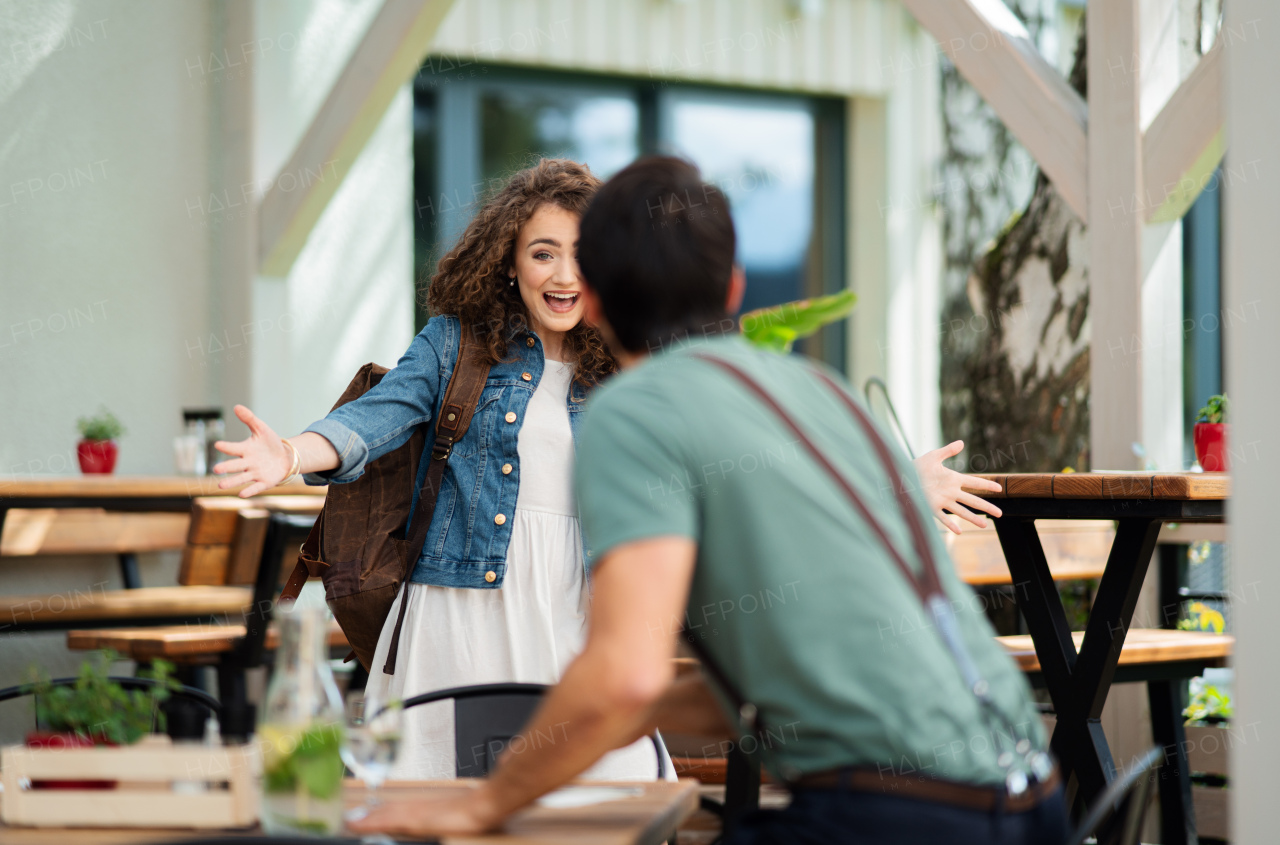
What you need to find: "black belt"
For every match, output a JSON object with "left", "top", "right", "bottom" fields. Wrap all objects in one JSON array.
[{"left": 790, "top": 765, "right": 1061, "bottom": 814}]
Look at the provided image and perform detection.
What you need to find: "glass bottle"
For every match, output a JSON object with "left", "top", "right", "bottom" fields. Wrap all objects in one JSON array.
[{"left": 258, "top": 604, "right": 346, "bottom": 836}]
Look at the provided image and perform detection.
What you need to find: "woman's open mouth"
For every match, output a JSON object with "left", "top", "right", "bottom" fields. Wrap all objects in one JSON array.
[{"left": 543, "top": 291, "right": 579, "bottom": 314}]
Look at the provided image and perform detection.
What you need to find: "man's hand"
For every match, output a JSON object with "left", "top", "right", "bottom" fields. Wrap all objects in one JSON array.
[
  {"left": 913, "top": 440, "right": 1002, "bottom": 534},
  {"left": 348, "top": 784, "right": 500, "bottom": 838}
]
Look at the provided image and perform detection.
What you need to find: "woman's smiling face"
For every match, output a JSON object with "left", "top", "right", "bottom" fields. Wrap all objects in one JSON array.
[{"left": 510, "top": 204, "right": 586, "bottom": 344}]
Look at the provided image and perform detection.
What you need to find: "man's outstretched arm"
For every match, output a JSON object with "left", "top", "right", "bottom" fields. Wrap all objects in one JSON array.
[{"left": 351, "top": 535, "right": 697, "bottom": 838}]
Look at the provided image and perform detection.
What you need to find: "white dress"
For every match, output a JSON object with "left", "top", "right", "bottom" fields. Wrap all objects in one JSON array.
[{"left": 365, "top": 359, "right": 669, "bottom": 781}]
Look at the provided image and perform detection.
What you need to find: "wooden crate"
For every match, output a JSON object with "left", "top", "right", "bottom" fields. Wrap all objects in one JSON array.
[{"left": 1, "top": 736, "right": 258, "bottom": 828}]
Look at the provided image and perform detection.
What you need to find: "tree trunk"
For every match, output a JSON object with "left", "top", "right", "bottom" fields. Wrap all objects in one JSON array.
[{"left": 940, "top": 22, "right": 1091, "bottom": 472}]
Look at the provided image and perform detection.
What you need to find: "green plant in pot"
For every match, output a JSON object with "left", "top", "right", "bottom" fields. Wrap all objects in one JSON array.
[
  {"left": 25, "top": 651, "right": 180, "bottom": 746},
  {"left": 76, "top": 407, "right": 126, "bottom": 474},
  {"left": 1193, "top": 393, "right": 1229, "bottom": 471}
]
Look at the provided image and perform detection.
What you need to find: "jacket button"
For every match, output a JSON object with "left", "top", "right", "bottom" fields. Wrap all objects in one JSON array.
[
  {"left": 494, "top": 513, "right": 506, "bottom": 525},
  {"left": 505, "top": 411, "right": 517, "bottom": 423},
  {"left": 485, "top": 571, "right": 497, "bottom": 583},
  {"left": 502, "top": 463, "right": 513, "bottom": 475},
  {"left": 526, "top": 337, "right": 535, "bottom": 347},
  {"left": 521, "top": 372, "right": 532, "bottom": 381}
]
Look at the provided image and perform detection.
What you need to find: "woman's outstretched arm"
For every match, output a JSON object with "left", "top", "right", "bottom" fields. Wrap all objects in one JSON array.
[{"left": 213, "top": 404, "right": 339, "bottom": 498}]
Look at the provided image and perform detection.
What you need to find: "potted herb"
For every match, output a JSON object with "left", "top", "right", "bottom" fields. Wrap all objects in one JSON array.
[
  {"left": 25, "top": 651, "right": 180, "bottom": 746},
  {"left": 76, "top": 406, "right": 126, "bottom": 474},
  {"left": 1193, "top": 394, "right": 1229, "bottom": 472}
]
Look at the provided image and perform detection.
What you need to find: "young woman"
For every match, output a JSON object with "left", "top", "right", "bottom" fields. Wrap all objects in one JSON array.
[{"left": 214, "top": 158, "right": 667, "bottom": 780}]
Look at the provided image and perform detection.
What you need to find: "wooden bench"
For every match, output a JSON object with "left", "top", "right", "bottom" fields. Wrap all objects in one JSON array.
[
  {"left": 997, "top": 629, "right": 1234, "bottom": 684},
  {"left": 1, "top": 508, "right": 190, "bottom": 589},
  {"left": 946, "top": 519, "right": 1115, "bottom": 585},
  {"left": 68, "top": 621, "right": 350, "bottom": 661}
]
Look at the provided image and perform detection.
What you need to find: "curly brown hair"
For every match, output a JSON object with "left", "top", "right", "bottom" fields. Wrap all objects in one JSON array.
[{"left": 426, "top": 158, "right": 617, "bottom": 389}]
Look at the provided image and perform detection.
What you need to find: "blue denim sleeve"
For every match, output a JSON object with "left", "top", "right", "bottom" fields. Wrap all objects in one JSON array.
[{"left": 302, "top": 316, "right": 454, "bottom": 484}]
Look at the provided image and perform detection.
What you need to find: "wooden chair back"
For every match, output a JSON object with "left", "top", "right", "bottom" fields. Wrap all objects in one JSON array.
[{"left": 179, "top": 497, "right": 322, "bottom": 587}]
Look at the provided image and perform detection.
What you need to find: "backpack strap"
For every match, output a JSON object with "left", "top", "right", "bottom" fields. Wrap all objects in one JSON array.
[{"left": 382, "top": 323, "right": 492, "bottom": 673}]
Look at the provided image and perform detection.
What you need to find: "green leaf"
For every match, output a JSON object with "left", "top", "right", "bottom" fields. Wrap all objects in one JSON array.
[
  {"left": 1194, "top": 393, "right": 1229, "bottom": 424},
  {"left": 740, "top": 290, "right": 858, "bottom": 353},
  {"left": 23, "top": 650, "right": 177, "bottom": 743},
  {"left": 293, "top": 750, "right": 345, "bottom": 800},
  {"left": 76, "top": 406, "right": 126, "bottom": 441}
]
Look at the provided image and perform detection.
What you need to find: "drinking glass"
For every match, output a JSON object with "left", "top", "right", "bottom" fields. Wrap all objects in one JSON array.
[{"left": 340, "top": 694, "right": 403, "bottom": 821}]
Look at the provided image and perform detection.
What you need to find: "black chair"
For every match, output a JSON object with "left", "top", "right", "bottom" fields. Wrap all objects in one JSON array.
[
  {"left": 399, "top": 682, "right": 669, "bottom": 779},
  {"left": 1069, "top": 745, "right": 1164, "bottom": 845}
]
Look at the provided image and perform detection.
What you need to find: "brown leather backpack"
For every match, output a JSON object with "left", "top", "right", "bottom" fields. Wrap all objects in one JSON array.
[{"left": 279, "top": 328, "right": 491, "bottom": 674}]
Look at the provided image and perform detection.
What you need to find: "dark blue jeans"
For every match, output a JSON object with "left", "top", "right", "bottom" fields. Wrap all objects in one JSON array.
[{"left": 723, "top": 786, "right": 1070, "bottom": 845}]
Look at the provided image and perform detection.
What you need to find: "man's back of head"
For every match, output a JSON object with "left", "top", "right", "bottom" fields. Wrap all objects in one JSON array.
[{"left": 578, "top": 156, "right": 737, "bottom": 354}]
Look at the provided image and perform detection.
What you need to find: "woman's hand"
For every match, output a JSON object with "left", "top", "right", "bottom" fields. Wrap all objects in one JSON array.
[
  {"left": 212, "top": 405, "right": 294, "bottom": 498},
  {"left": 913, "top": 440, "right": 1003, "bottom": 534}
]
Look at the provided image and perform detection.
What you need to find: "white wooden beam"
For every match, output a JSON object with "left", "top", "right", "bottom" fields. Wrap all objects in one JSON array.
[
  {"left": 1223, "top": 3, "right": 1280, "bottom": 842},
  {"left": 1088, "top": 0, "right": 1144, "bottom": 469},
  {"left": 897, "top": 0, "right": 1088, "bottom": 220},
  {"left": 257, "top": 0, "right": 457, "bottom": 277},
  {"left": 1143, "top": 38, "right": 1225, "bottom": 223}
]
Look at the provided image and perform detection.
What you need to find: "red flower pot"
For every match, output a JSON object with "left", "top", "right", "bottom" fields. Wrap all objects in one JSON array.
[
  {"left": 77, "top": 439, "right": 118, "bottom": 474},
  {"left": 25, "top": 731, "right": 117, "bottom": 789},
  {"left": 1193, "top": 422, "right": 1229, "bottom": 472}
]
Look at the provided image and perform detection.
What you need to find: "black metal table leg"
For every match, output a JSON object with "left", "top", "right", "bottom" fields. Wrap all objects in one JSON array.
[
  {"left": 1149, "top": 678, "right": 1198, "bottom": 845},
  {"left": 1067, "top": 518, "right": 1163, "bottom": 796},
  {"left": 217, "top": 662, "right": 255, "bottom": 744},
  {"left": 995, "top": 515, "right": 1163, "bottom": 809},
  {"left": 118, "top": 552, "right": 142, "bottom": 588},
  {"left": 993, "top": 517, "right": 1081, "bottom": 775}
]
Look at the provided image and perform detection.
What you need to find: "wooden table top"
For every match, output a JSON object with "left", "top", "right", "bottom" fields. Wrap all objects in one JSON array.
[
  {"left": 967, "top": 472, "right": 1229, "bottom": 500},
  {"left": 0, "top": 778, "right": 700, "bottom": 845},
  {"left": 0, "top": 476, "right": 325, "bottom": 500}
]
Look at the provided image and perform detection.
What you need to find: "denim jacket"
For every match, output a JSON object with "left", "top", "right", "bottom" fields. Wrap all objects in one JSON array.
[{"left": 304, "top": 315, "right": 591, "bottom": 589}]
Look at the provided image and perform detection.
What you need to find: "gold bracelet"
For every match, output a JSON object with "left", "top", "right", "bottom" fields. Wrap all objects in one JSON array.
[{"left": 281, "top": 439, "right": 302, "bottom": 485}]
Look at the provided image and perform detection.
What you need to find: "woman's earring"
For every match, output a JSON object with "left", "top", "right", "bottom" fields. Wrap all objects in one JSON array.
[{"left": 508, "top": 276, "right": 516, "bottom": 287}]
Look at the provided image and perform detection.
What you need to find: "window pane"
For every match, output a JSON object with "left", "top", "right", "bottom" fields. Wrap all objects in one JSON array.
[
  {"left": 665, "top": 95, "right": 815, "bottom": 312},
  {"left": 480, "top": 87, "right": 639, "bottom": 186}
]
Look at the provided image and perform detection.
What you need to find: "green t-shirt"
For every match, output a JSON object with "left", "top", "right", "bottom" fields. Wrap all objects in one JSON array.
[{"left": 575, "top": 335, "right": 1045, "bottom": 785}]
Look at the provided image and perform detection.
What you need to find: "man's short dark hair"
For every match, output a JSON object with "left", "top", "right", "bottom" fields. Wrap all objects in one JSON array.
[{"left": 578, "top": 157, "right": 736, "bottom": 353}]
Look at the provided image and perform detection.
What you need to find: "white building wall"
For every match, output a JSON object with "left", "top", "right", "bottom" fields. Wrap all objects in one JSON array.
[
  {"left": 0, "top": 0, "right": 218, "bottom": 742},
  {"left": 431, "top": 0, "right": 896, "bottom": 97},
  {"left": 0, "top": 3, "right": 214, "bottom": 477},
  {"left": 0, "top": 0, "right": 413, "bottom": 740}
]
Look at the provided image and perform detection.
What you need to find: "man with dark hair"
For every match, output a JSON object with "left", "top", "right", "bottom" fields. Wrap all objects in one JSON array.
[{"left": 355, "top": 157, "right": 1068, "bottom": 844}]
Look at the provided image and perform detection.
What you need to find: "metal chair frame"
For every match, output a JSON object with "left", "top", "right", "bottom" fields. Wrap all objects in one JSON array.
[
  {"left": 399, "top": 682, "right": 669, "bottom": 779},
  {"left": 1069, "top": 745, "right": 1165, "bottom": 845}
]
